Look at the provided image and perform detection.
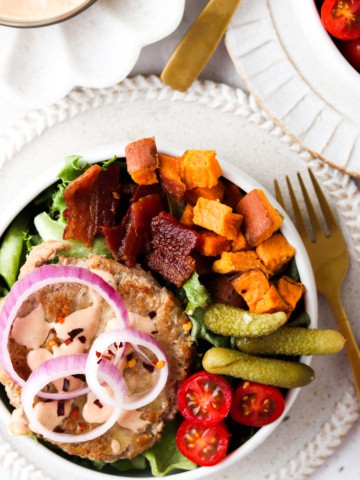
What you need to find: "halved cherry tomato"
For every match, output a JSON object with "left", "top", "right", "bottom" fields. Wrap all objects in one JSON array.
[
  {"left": 337, "top": 37, "right": 360, "bottom": 70},
  {"left": 230, "top": 381, "right": 285, "bottom": 427},
  {"left": 176, "top": 419, "right": 230, "bottom": 467},
  {"left": 321, "top": 0, "right": 360, "bottom": 40},
  {"left": 177, "top": 371, "right": 232, "bottom": 427}
]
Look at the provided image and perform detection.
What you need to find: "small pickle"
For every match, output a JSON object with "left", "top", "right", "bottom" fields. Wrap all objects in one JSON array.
[
  {"left": 236, "top": 327, "right": 345, "bottom": 356},
  {"left": 202, "top": 347, "right": 315, "bottom": 388},
  {"left": 204, "top": 303, "right": 287, "bottom": 338}
]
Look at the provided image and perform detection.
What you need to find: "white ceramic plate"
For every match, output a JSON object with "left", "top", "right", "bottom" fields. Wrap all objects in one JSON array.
[
  {"left": 225, "top": 0, "right": 360, "bottom": 179},
  {"left": 0, "top": 0, "right": 185, "bottom": 109},
  {"left": 0, "top": 76, "right": 358, "bottom": 480}
]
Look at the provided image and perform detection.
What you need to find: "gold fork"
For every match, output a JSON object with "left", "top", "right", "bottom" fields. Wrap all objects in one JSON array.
[{"left": 274, "top": 169, "right": 360, "bottom": 401}]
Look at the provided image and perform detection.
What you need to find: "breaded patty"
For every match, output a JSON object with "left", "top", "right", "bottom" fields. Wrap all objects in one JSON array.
[{"left": 0, "top": 242, "right": 194, "bottom": 462}]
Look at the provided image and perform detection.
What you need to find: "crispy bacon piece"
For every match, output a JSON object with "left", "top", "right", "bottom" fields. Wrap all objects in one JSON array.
[
  {"left": 63, "top": 165, "right": 120, "bottom": 248},
  {"left": 147, "top": 212, "right": 200, "bottom": 287},
  {"left": 118, "top": 193, "right": 164, "bottom": 266},
  {"left": 125, "top": 137, "right": 159, "bottom": 185}
]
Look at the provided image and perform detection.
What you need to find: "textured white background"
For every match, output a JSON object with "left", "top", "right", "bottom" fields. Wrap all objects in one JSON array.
[{"left": 0, "top": 1, "right": 359, "bottom": 479}]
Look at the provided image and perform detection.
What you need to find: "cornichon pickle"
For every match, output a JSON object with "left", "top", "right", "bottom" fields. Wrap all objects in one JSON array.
[
  {"left": 204, "top": 303, "right": 287, "bottom": 337},
  {"left": 235, "top": 327, "right": 345, "bottom": 356},
  {"left": 202, "top": 347, "right": 315, "bottom": 388}
]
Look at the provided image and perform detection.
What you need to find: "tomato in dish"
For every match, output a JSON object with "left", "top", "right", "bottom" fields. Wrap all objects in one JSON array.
[
  {"left": 321, "top": 0, "right": 360, "bottom": 40},
  {"left": 176, "top": 419, "right": 230, "bottom": 466},
  {"left": 337, "top": 37, "right": 360, "bottom": 70},
  {"left": 230, "top": 381, "right": 285, "bottom": 427},
  {"left": 177, "top": 371, "right": 232, "bottom": 427}
]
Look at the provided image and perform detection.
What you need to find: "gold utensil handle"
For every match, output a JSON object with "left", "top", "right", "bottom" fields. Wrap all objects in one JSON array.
[
  {"left": 329, "top": 294, "right": 360, "bottom": 401},
  {"left": 161, "top": 0, "right": 241, "bottom": 92}
]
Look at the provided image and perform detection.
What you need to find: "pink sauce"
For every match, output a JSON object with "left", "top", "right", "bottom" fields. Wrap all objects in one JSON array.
[
  {"left": 11, "top": 304, "right": 50, "bottom": 350},
  {"left": 0, "top": 0, "right": 86, "bottom": 21}
]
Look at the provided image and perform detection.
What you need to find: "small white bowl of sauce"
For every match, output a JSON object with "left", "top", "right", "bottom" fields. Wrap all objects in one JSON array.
[{"left": 0, "top": 0, "right": 97, "bottom": 27}]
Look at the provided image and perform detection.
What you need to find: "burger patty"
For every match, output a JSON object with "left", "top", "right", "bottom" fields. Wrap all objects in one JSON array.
[{"left": 0, "top": 242, "right": 195, "bottom": 462}]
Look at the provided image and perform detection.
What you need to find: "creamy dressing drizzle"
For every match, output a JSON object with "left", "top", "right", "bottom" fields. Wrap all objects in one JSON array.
[
  {"left": 31, "top": 400, "right": 72, "bottom": 433},
  {"left": 11, "top": 304, "right": 50, "bottom": 350},
  {"left": 0, "top": 0, "right": 86, "bottom": 21}
]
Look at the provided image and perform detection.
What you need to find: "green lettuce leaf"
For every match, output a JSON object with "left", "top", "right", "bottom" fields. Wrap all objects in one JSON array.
[
  {"left": 182, "top": 272, "right": 211, "bottom": 314},
  {"left": 144, "top": 420, "right": 197, "bottom": 476},
  {"left": 0, "top": 211, "right": 29, "bottom": 288}
]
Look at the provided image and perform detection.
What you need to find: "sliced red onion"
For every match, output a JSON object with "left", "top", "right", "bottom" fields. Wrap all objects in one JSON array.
[
  {"left": 21, "top": 354, "right": 126, "bottom": 443},
  {"left": 0, "top": 264, "right": 129, "bottom": 386},
  {"left": 86, "top": 327, "right": 168, "bottom": 410}
]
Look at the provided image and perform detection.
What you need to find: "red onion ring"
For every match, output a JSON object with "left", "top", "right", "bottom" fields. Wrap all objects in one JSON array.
[
  {"left": 0, "top": 264, "right": 129, "bottom": 387},
  {"left": 86, "top": 327, "right": 168, "bottom": 410},
  {"left": 21, "top": 354, "right": 126, "bottom": 443}
]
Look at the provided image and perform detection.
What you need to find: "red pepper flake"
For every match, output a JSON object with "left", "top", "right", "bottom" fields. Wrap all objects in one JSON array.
[
  {"left": 95, "top": 351, "right": 102, "bottom": 358},
  {"left": 70, "top": 407, "right": 79, "bottom": 420},
  {"left": 68, "top": 328, "right": 84, "bottom": 339},
  {"left": 143, "top": 362, "right": 155, "bottom": 373},
  {"left": 65, "top": 338, "right": 73, "bottom": 346},
  {"left": 49, "top": 328, "right": 56, "bottom": 334},
  {"left": 148, "top": 311, "right": 157, "bottom": 319},
  {"left": 72, "top": 374, "right": 86, "bottom": 382},
  {"left": 102, "top": 354, "right": 112, "bottom": 361},
  {"left": 107, "top": 349, "right": 115, "bottom": 356},
  {"left": 57, "top": 317, "right": 65, "bottom": 324},
  {"left": 114, "top": 342, "right": 118, "bottom": 349},
  {"left": 62, "top": 378, "right": 70, "bottom": 392},
  {"left": 78, "top": 421, "right": 85, "bottom": 430},
  {"left": 97, "top": 358, "right": 102, "bottom": 365},
  {"left": 78, "top": 335, "right": 86, "bottom": 344},
  {"left": 93, "top": 399, "right": 103, "bottom": 409},
  {"left": 57, "top": 400, "right": 65, "bottom": 417}
]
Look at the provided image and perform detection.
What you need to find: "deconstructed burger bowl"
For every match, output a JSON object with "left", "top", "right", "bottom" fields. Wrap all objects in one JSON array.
[{"left": 0, "top": 138, "right": 344, "bottom": 479}]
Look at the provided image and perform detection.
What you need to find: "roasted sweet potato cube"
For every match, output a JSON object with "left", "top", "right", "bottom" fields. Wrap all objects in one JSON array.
[
  {"left": 193, "top": 197, "right": 243, "bottom": 240},
  {"left": 237, "top": 189, "right": 282, "bottom": 247},
  {"left": 212, "top": 251, "right": 269, "bottom": 274},
  {"left": 180, "top": 150, "right": 222, "bottom": 189},
  {"left": 158, "top": 154, "right": 186, "bottom": 202},
  {"left": 203, "top": 274, "right": 246, "bottom": 309},
  {"left": 185, "top": 181, "right": 225, "bottom": 205},
  {"left": 125, "top": 137, "right": 159, "bottom": 185},
  {"left": 252, "top": 285, "right": 290, "bottom": 314},
  {"left": 196, "top": 231, "right": 231, "bottom": 257},
  {"left": 277, "top": 276, "right": 305, "bottom": 313},
  {"left": 256, "top": 233, "right": 295, "bottom": 273},
  {"left": 232, "top": 269, "right": 270, "bottom": 310},
  {"left": 180, "top": 204, "right": 194, "bottom": 227},
  {"left": 231, "top": 231, "right": 249, "bottom": 252}
]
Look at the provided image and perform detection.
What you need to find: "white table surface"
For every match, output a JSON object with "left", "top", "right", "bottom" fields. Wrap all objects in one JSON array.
[{"left": 0, "top": 1, "right": 359, "bottom": 479}]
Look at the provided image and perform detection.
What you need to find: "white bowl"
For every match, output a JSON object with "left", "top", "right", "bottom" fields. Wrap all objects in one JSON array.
[{"left": 0, "top": 142, "right": 318, "bottom": 479}]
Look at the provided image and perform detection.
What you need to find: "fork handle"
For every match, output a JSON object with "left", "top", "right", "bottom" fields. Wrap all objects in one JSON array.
[{"left": 328, "top": 294, "right": 360, "bottom": 401}]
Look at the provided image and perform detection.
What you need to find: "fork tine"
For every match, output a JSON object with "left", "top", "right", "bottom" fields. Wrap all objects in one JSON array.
[
  {"left": 297, "top": 172, "right": 323, "bottom": 240},
  {"left": 308, "top": 169, "right": 337, "bottom": 233},
  {"left": 274, "top": 179, "right": 285, "bottom": 210},
  {"left": 285, "top": 176, "right": 310, "bottom": 242}
]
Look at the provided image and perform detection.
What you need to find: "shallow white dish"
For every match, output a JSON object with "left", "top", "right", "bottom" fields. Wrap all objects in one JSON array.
[
  {"left": 225, "top": 0, "right": 360, "bottom": 178},
  {"left": 0, "top": 76, "right": 358, "bottom": 480},
  {"left": 0, "top": 139, "right": 317, "bottom": 479},
  {"left": 0, "top": 0, "right": 185, "bottom": 109}
]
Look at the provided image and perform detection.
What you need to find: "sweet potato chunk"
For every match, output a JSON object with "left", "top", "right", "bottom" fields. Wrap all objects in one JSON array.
[
  {"left": 193, "top": 197, "right": 243, "bottom": 240},
  {"left": 125, "top": 137, "right": 158, "bottom": 185},
  {"left": 231, "top": 231, "right": 249, "bottom": 252},
  {"left": 212, "top": 251, "right": 268, "bottom": 275},
  {"left": 232, "top": 269, "right": 270, "bottom": 310},
  {"left": 180, "top": 204, "right": 194, "bottom": 227},
  {"left": 252, "top": 285, "right": 289, "bottom": 315},
  {"left": 196, "top": 231, "right": 231, "bottom": 257},
  {"left": 158, "top": 154, "right": 186, "bottom": 202},
  {"left": 185, "top": 181, "right": 225, "bottom": 205},
  {"left": 237, "top": 189, "right": 282, "bottom": 247},
  {"left": 180, "top": 150, "right": 222, "bottom": 189},
  {"left": 147, "top": 212, "right": 199, "bottom": 287},
  {"left": 203, "top": 274, "right": 246, "bottom": 309},
  {"left": 277, "top": 276, "right": 305, "bottom": 313},
  {"left": 256, "top": 233, "right": 295, "bottom": 274}
]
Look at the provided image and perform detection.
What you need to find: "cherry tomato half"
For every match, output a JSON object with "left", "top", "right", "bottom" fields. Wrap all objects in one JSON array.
[
  {"left": 177, "top": 371, "right": 232, "bottom": 427},
  {"left": 321, "top": 0, "right": 360, "bottom": 40},
  {"left": 230, "top": 381, "right": 285, "bottom": 427},
  {"left": 337, "top": 37, "right": 360, "bottom": 70},
  {"left": 176, "top": 419, "right": 230, "bottom": 467}
]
